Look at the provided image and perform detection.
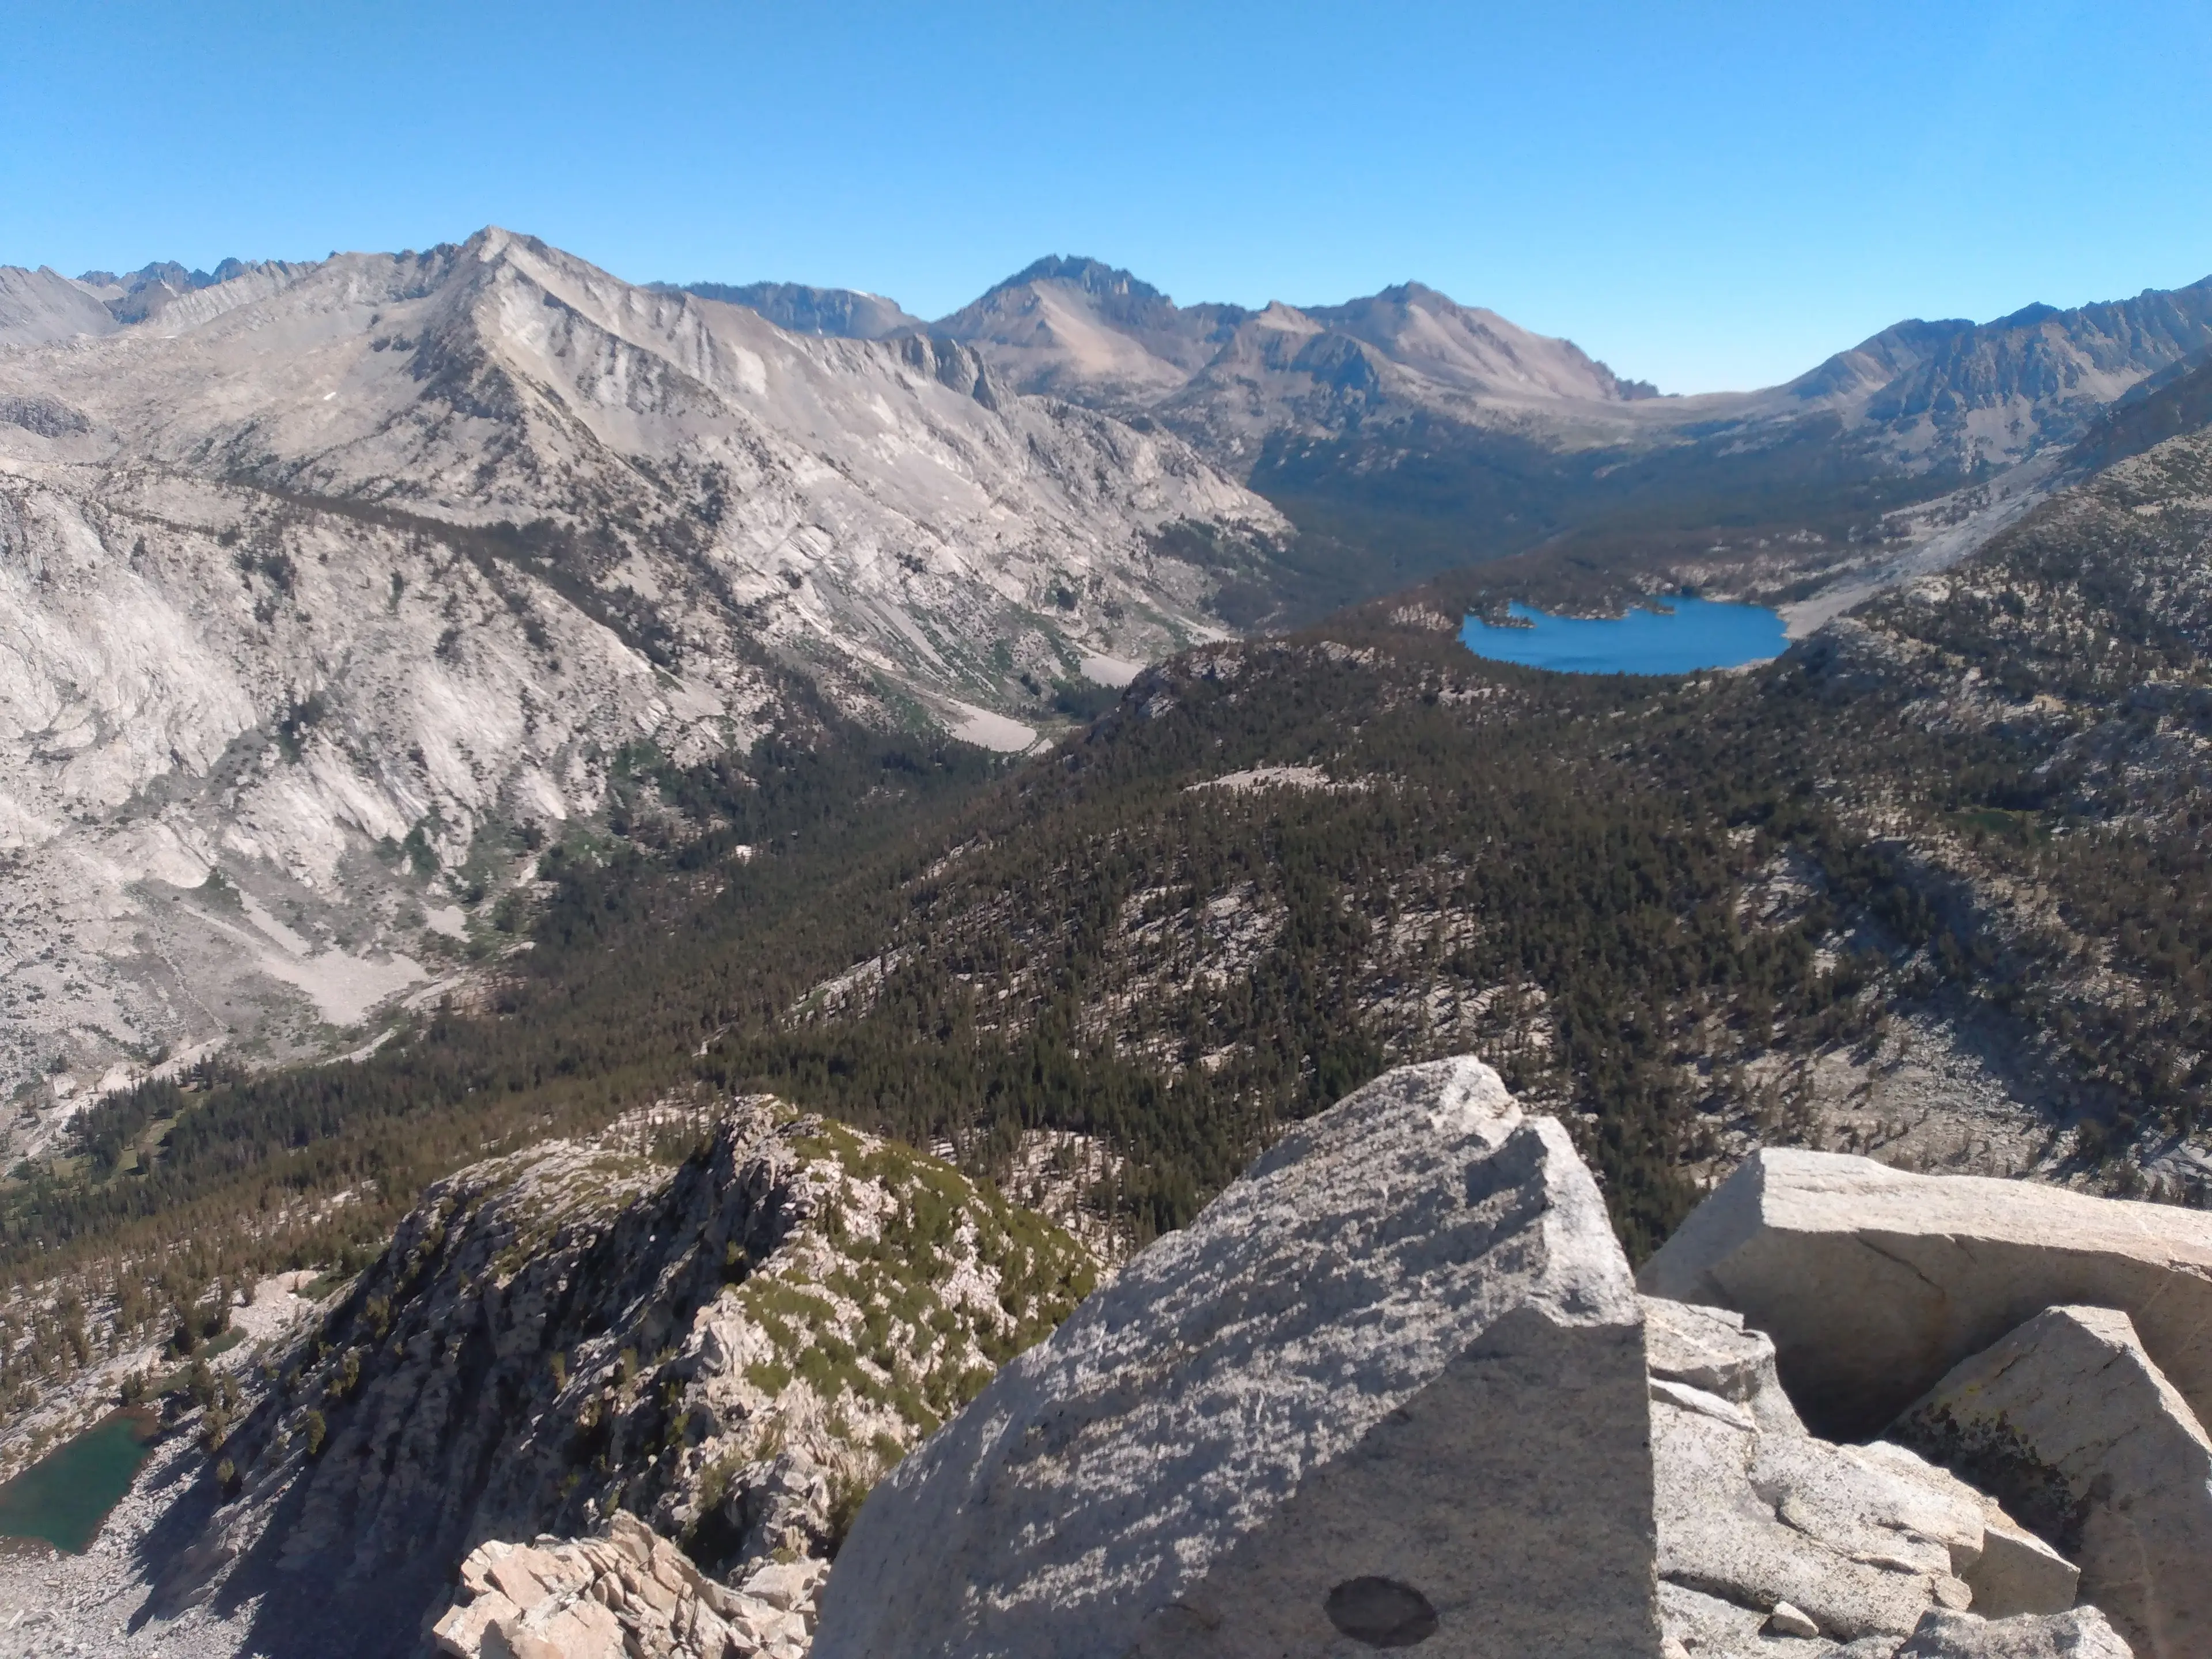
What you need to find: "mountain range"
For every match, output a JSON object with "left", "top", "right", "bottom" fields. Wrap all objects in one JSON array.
[
  {"left": 0, "top": 229, "right": 1279, "bottom": 1105},
  {"left": 6, "top": 226, "right": 2212, "bottom": 1137},
  {"left": 12, "top": 220, "right": 2212, "bottom": 1659},
  {"left": 658, "top": 255, "right": 2212, "bottom": 611},
  {"left": 26, "top": 244, "right": 2212, "bottom": 606}
]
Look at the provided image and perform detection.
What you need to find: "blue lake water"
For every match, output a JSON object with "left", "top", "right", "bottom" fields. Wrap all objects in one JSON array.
[
  {"left": 0, "top": 1410, "right": 160, "bottom": 1554},
  {"left": 1461, "top": 596, "right": 1788, "bottom": 675}
]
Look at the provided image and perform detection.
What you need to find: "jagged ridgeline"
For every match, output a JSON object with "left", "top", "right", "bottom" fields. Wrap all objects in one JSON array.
[{"left": 131, "top": 1100, "right": 1094, "bottom": 1655}]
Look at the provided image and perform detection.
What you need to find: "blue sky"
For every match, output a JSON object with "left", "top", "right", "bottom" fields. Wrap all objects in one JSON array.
[{"left": 6, "top": 0, "right": 2209, "bottom": 393}]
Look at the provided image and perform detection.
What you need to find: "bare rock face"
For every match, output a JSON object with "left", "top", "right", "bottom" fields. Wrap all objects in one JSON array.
[
  {"left": 431, "top": 1513, "right": 817, "bottom": 1659},
  {"left": 1891, "top": 1607, "right": 2135, "bottom": 1658},
  {"left": 1644, "top": 1295, "right": 2073, "bottom": 1650},
  {"left": 1849, "top": 1445, "right": 2078, "bottom": 1623},
  {"left": 1637, "top": 1150, "right": 2212, "bottom": 1437},
  {"left": 1892, "top": 1306, "right": 2212, "bottom": 1659},
  {"left": 138, "top": 1097, "right": 1094, "bottom": 1658},
  {"left": 813, "top": 1055, "right": 1663, "bottom": 1659}
]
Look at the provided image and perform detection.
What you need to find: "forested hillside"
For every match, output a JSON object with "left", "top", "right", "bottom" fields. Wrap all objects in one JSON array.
[{"left": 11, "top": 395, "right": 2212, "bottom": 1453}]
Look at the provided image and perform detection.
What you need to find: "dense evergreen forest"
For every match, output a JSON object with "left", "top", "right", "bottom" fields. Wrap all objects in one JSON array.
[{"left": 9, "top": 413, "right": 2212, "bottom": 1429}]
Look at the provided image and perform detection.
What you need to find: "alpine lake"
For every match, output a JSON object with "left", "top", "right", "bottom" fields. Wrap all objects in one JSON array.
[
  {"left": 0, "top": 1409, "right": 161, "bottom": 1554},
  {"left": 1461, "top": 596, "right": 1787, "bottom": 675}
]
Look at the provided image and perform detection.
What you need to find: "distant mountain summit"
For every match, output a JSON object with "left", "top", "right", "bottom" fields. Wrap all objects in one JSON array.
[
  {"left": 929, "top": 253, "right": 1249, "bottom": 408},
  {"left": 985, "top": 255, "right": 1172, "bottom": 304},
  {"left": 1783, "top": 277, "right": 2212, "bottom": 469},
  {"left": 0, "top": 257, "right": 307, "bottom": 343}
]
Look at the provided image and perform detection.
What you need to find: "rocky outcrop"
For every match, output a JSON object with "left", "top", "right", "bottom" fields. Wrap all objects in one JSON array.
[
  {"left": 1891, "top": 1607, "right": 2134, "bottom": 1658},
  {"left": 138, "top": 1097, "right": 1094, "bottom": 1658},
  {"left": 431, "top": 1513, "right": 819, "bottom": 1659},
  {"left": 1645, "top": 1296, "right": 2073, "bottom": 1651},
  {"left": 1893, "top": 1306, "right": 2212, "bottom": 1659},
  {"left": 813, "top": 1056, "right": 1662, "bottom": 1659},
  {"left": 1637, "top": 1150, "right": 2212, "bottom": 1436}
]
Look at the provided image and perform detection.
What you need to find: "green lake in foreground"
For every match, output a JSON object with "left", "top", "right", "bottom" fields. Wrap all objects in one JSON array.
[{"left": 0, "top": 1410, "right": 160, "bottom": 1553}]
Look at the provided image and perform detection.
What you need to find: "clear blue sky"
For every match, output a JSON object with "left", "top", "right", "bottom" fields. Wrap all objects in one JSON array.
[{"left": 6, "top": 1, "right": 2209, "bottom": 393}]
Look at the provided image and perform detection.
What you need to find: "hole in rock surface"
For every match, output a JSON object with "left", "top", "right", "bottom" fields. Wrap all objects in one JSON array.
[{"left": 1324, "top": 1575, "right": 1440, "bottom": 1647}]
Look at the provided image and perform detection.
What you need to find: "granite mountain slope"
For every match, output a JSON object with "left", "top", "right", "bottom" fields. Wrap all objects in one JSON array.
[{"left": 0, "top": 228, "right": 1283, "bottom": 1107}]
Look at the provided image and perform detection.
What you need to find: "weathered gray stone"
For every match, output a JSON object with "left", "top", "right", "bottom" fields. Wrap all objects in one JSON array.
[
  {"left": 1850, "top": 1444, "right": 2077, "bottom": 1620},
  {"left": 1892, "top": 1607, "right": 2134, "bottom": 1658},
  {"left": 1638, "top": 1150, "right": 2212, "bottom": 1436},
  {"left": 1649, "top": 1297, "right": 1955, "bottom": 1638},
  {"left": 1645, "top": 1296, "right": 2073, "bottom": 1647},
  {"left": 1964, "top": 1520, "right": 2079, "bottom": 1625},
  {"left": 813, "top": 1056, "right": 1662, "bottom": 1659},
  {"left": 1652, "top": 1379, "right": 1977, "bottom": 1641},
  {"left": 1893, "top": 1306, "right": 2212, "bottom": 1659},
  {"left": 1656, "top": 1582, "right": 1898, "bottom": 1658},
  {"left": 1771, "top": 1603, "right": 1823, "bottom": 1638},
  {"left": 1645, "top": 1296, "right": 1805, "bottom": 1435}
]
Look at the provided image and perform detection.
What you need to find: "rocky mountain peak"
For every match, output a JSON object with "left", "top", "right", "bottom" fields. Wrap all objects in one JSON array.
[
  {"left": 1305, "top": 281, "right": 1651, "bottom": 405},
  {"left": 986, "top": 254, "right": 1170, "bottom": 307}
]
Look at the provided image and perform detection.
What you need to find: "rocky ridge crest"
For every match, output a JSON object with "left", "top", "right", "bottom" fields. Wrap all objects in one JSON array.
[
  {"left": 134, "top": 1095, "right": 1094, "bottom": 1658},
  {"left": 818, "top": 1058, "right": 2202, "bottom": 1659}
]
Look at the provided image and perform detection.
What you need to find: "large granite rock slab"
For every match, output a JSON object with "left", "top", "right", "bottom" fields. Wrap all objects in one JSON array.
[
  {"left": 1638, "top": 1150, "right": 2212, "bottom": 1435},
  {"left": 1893, "top": 1306, "right": 2212, "bottom": 1659},
  {"left": 813, "top": 1056, "right": 1662, "bottom": 1659}
]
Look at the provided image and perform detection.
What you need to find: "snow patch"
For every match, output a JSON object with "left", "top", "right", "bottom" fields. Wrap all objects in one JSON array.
[
  {"left": 1078, "top": 653, "right": 1143, "bottom": 687},
  {"left": 944, "top": 702, "right": 1038, "bottom": 753}
]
